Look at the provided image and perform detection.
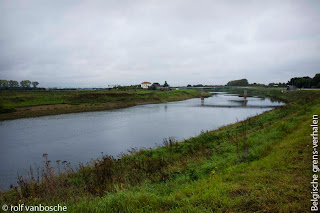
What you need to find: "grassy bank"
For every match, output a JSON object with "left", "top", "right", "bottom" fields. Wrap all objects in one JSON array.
[
  {"left": 0, "top": 89, "right": 205, "bottom": 121},
  {"left": 0, "top": 89, "right": 319, "bottom": 212}
]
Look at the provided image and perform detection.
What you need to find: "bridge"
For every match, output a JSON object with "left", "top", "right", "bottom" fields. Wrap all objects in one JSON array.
[
  {"left": 199, "top": 104, "right": 282, "bottom": 108},
  {"left": 199, "top": 87, "right": 249, "bottom": 100},
  {"left": 198, "top": 88, "right": 283, "bottom": 108},
  {"left": 182, "top": 86, "right": 273, "bottom": 89}
]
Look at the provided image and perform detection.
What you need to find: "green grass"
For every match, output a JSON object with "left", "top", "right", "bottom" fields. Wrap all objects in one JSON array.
[
  {"left": 0, "top": 88, "right": 318, "bottom": 212},
  {"left": 0, "top": 89, "right": 205, "bottom": 120}
]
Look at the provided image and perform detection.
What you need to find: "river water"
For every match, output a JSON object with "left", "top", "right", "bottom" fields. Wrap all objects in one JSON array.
[{"left": 0, "top": 92, "right": 283, "bottom": 189}]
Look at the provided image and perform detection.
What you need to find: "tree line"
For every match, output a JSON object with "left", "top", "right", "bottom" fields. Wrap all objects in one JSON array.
[
  {"left": 288, "top": 73, "right": 320, "bottom": 88},
  {"left": 226, "top": 73, "right": 320, "bottom": 88},
  {"left": 0, "top": 80, "right": 40, "bottom": 90},
  {"left": 226, "top": 79, "right": 249, "bottom": 86}
]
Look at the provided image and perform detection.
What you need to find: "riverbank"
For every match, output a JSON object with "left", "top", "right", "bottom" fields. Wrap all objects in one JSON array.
[
  {"left": 0, "top": 89, "right": 206, "bottom": 121},
  {"left": 1, "top": 88, "right": 319, "bottom": 212}
]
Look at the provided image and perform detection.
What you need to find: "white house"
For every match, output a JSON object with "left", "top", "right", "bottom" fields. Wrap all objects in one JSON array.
[{"left": 141, "top": 82, "right": 151, "bottom": 89}]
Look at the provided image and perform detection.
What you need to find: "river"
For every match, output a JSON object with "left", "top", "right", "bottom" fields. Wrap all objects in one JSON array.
[{"left": 0, "top": 92, "right": 283, "bottom": 189}]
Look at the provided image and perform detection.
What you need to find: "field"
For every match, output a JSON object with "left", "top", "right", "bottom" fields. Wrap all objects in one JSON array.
[
  {"left": 0, "top": 88, "right": 319, "bottom": 212},
  {"left": 0, "top": 89, "right": 205, "bottom": 121}
]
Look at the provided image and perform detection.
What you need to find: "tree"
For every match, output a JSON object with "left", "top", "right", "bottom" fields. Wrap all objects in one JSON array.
[
  {"left": 20, "top": 80, "right": 31, "bottom": 88},
  {"left": 0, "top": 80, "right": 8, "bottom": 88},
  {"left": 288, "top": 77, "right": 312, "bottom": 88},
  {"left": 163, "top": 81, "right": 169, "bottom": 87},
  {"left": 149, "top": 84, "right": 157, "bottom": 90},
  {"left": 193, "top": 84, "right": 203, "bottom": 87},
  {"left": 296, "top": 77, "right": 311, "bottom": 88},
  {"left": 312, "top": 73, "right": 320, "bottom": 88},
  {"left": 268, "top": 82, "right": 286, "bottom": 87},
  {"left": 226, "top": 79, "right": 249, "bottom": 86},
  {"left": 32, "top": 81, "right": 39, "bottom": 88},
  {"left": 8, "top": 80, "right": 19, "bottom": 88}
]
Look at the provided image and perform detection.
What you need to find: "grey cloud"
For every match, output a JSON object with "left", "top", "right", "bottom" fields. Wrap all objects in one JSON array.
[{"left": 0, "top": 0, "right": 319, "bottom": 87}]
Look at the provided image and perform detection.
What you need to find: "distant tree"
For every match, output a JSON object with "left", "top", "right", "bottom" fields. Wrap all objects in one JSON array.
[
  {"left": 287, "top": 78, "right": 296, "bottom": 86},
  {"left": 298, "top": 77, "right": 311, "bottom": 88},
  {"left": 149, "top": 84, "right": 157, "bottom": 90},
  {"left": 193, "top": 84, "right": 203, "bottom": 87},
  {"left": 278, "top": 82, "right": 287, "bottom": 87},
  {"left": 312, "top": 73, "right": 320, "bottom": 88},
  {"left": 20, "top": 80, "right": 31, "bottom": 88},
  {"left": 8, "top": 80, "right": 19, "bottom": 88},
  {"left": 187, "top": 84, "right": 192, "bottom": 87},
  {"left": 32, "top": 81, "right": 39, "bottom": 88},
  {"left": 268, "top": 82, "right": 286, "bottom": 87},
  {"left": 226, "top": 79, "right": 249, "bottom": 86},
  {"left": 163, "top": 81, "right": 169, "bottom": 87},
  {"left": 0, "top": 80, "right": 8, "bottom": 88},
  {"left": 288, "top": 77, "right": 312, "bottom": 88}
]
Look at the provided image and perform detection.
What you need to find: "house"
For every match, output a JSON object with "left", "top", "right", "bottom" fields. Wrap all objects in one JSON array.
[{"left": 141, "top": 82, "right": 151, "bottom": 89}]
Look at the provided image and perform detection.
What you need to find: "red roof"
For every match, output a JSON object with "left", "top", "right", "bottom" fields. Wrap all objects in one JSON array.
[{"left": 141, "top": 82, "right": 151, "bottom": 84}]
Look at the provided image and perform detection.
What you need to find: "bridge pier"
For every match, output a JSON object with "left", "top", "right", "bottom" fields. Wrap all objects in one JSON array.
[
  {"left": 244, "top": 89, "right": 247, "bottom": 99},
  {"left": 200, "top": 88, "right": 205, "bottom": 105},
  {"left": 201, "top": 88, "right": 205, "bottom": 100}
]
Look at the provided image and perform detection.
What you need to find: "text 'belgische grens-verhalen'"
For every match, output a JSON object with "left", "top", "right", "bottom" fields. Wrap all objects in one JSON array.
[{"left": 311, "top": 114, "right": 319, "bottom": 211}]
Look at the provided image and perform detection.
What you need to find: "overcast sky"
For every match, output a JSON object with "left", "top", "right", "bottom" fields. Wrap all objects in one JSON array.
[{"left": 0, "top": 0, "right": 320, "bottom": 87}]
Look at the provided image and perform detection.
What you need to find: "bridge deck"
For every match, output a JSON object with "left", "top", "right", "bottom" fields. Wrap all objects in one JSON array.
[{"left": 200, "top": 104, "right": 281, "bottom": 108}]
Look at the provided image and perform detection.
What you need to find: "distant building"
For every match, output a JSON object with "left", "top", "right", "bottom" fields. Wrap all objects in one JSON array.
[{"left": 141, "top": 82, "right": 151, "bottom": 89}]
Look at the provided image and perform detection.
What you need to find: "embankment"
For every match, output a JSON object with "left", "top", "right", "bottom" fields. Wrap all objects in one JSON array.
[{"left": 0, "top": 89, "right": 206, "bottom": 121}]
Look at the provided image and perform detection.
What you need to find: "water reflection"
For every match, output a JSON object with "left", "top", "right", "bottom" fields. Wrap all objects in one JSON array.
[{"left": 228, "top": 99, "right": 248, "bottom": 106}]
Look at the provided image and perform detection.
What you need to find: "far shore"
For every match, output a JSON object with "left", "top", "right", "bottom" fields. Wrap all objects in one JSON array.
[{"left": 0, "top": 89, "right": 209, "bottom": 121}]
